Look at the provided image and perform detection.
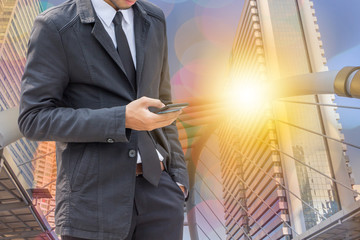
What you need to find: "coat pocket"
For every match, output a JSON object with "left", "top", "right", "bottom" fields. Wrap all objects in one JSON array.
[{"left": 68, "top": 143, "right": 94, "bottom": 192}]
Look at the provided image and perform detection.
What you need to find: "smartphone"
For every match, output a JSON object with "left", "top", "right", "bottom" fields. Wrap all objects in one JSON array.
[{"left": 155, "top": 103, "right": 189, "bottom": 114}]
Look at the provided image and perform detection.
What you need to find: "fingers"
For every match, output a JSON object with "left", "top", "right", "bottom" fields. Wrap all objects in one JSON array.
[
  {"left": 125, "top": 97, "right": 182, "bottom": 131},
  {"left": 139, "top": 96, "right": 165, "bottom": 109},
  {"left": 179, "top": 185, "right": 186, "bottom": 194},
  {"left": 142, "top": 110, "right": 181, "bottom": 131},
  {"left": 151, "top": 109, "right": 182, "bottom": 123}
]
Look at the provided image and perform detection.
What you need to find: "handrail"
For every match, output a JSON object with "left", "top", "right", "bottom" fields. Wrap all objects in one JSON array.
[
  {"left": 272, "top": 67, "right": 360, "bottom": 99},
  {"left": 0, "top": 106, "right": 23, "bottom": 149}
]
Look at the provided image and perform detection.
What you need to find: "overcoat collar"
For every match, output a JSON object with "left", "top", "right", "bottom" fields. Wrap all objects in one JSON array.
[
  {"left": 76, "top": 0, "right": 151, "bottom": 94},
  {"left": 76, "top": 0, "right": 149, "bottom": 23}
]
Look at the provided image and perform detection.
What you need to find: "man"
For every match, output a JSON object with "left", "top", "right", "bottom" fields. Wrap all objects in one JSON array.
[{"left": 18, "top": 0, "right": 189, "bottom": 239}]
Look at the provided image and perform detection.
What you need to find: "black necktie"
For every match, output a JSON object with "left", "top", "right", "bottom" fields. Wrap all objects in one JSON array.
[
  {"left": 113, "top": 13, "right": 161, "bottom": 186},
  {"left": 113, "top": 12, "right": 136, "bottom": 90},
  {"left": 138, "top": 131, "right": 162, "bottom": 186}
]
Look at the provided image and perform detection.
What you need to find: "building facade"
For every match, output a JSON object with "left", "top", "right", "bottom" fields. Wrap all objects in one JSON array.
[
  {"left": 219, "top": 0, "right": 355, "bottom": 239},
  {"left": 33, "top": 141, "right": 57, "bottom": 228},
  {"left": 0, "top": 0, "right": 42, "bottom": 186}
]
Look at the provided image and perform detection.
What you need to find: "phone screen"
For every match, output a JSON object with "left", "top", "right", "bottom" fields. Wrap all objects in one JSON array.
[{"left": 156, "top": 103, "right": 189, "bottom": 114}]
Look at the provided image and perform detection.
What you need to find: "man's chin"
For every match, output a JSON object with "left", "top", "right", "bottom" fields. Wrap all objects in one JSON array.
[{"left": 124, "top": 0, "right": 136, "bottom": 7}]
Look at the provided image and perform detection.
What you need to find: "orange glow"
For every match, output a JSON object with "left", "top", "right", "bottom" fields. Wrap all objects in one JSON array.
[{"left": 223, "top": 81, "right": 269, "bottom": 114}]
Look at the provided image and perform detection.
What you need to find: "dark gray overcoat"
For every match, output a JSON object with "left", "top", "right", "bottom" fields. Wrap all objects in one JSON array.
[{"left": 18, "top": 0, "right": 189, "bottom": 239}]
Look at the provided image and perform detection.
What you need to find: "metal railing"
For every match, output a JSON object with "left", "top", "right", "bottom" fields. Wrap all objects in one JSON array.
[
  {"left": 183, "top": 67, "right": 360, "bottom": 240},
  {"left": 0, "top": 107, "right": 57, "bottom": 240}
]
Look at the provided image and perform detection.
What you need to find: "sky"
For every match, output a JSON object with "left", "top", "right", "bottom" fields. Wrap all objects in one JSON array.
[
  {"left": 313, "top": 0, "right": 360, "bottom": 184},
  {"left": 39, "top": 0, "right": 360, "bottom": 182}
]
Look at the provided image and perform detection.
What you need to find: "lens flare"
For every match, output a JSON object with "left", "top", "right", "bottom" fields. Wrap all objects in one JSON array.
[{"left": 223, "top": 82, "right": 269, "bottom": 114}]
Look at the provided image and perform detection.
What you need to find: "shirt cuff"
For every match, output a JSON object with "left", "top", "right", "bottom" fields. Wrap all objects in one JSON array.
[{"left": 176, "top": 182, "right": 188, "bottom": 198}]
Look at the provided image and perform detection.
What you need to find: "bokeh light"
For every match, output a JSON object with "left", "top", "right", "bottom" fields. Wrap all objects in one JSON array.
[
  {"left": 174, "top": 18, "right": 204, "bottom": 65},
  {"left": 147, "top": 0, "right": 175, "bottom": 17},
  {"left": 194, "top": 5, "right": 241, "bottom": 48}
]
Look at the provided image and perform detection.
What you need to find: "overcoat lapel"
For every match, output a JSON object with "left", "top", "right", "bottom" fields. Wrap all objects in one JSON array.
[
  {"left": 91, "top": 17, "right": 136, "bottom": 89},
  {"left": 134, "top": 4, "right": 150, "bottom": 96},
  {"left": 87, "top": 1, "right": 151, "bottom": 94}
]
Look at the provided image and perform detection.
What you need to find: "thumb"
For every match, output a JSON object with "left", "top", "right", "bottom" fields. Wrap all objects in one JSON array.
[{"left": 140, "top": 97, "right": 165, "bottom": 108}]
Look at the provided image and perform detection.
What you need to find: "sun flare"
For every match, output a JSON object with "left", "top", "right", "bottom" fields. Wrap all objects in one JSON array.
[{"left": 223, "top": 82, "right": 270, "bottom": 114}]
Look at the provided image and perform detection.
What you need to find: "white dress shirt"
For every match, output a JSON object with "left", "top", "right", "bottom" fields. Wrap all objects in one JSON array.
[{"left": 91, "top": 0, "right": 163, "bottom": 164}]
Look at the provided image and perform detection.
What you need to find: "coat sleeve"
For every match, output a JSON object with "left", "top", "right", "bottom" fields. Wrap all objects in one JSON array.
[
  {"left": 158, "top": 15, "right": 189, "bottom": 191},
  {"left": 18, "top": 14, "right": 129, "bottom": 143}
]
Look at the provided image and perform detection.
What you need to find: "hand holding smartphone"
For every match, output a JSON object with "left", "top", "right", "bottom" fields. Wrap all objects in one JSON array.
[{"left": 154, "top": 103, "right": 189, "bottom": 114}]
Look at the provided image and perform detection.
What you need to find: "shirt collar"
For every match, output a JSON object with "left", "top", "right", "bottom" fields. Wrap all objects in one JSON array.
[
  {"left": 91, "top": 0, "right": 134, "bottom": 27},
  {"left": 120, "top": 8, "right": 133, "bottom": 25}
]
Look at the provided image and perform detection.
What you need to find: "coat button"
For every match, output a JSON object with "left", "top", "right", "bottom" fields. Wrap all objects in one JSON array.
[
  {"left": 106, "top": 138, "right": 115, "bottom": 143},
  {"left": 129, "top": 149, "right": 136, "bottom": 158}
]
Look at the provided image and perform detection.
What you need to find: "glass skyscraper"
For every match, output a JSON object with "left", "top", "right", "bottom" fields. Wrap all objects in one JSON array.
[
  {"left": 0, "top": 0, "right": 42, "bottom": 186},
  {"left": 217, "top": 0, "right": 355, "bottom": 239}
]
